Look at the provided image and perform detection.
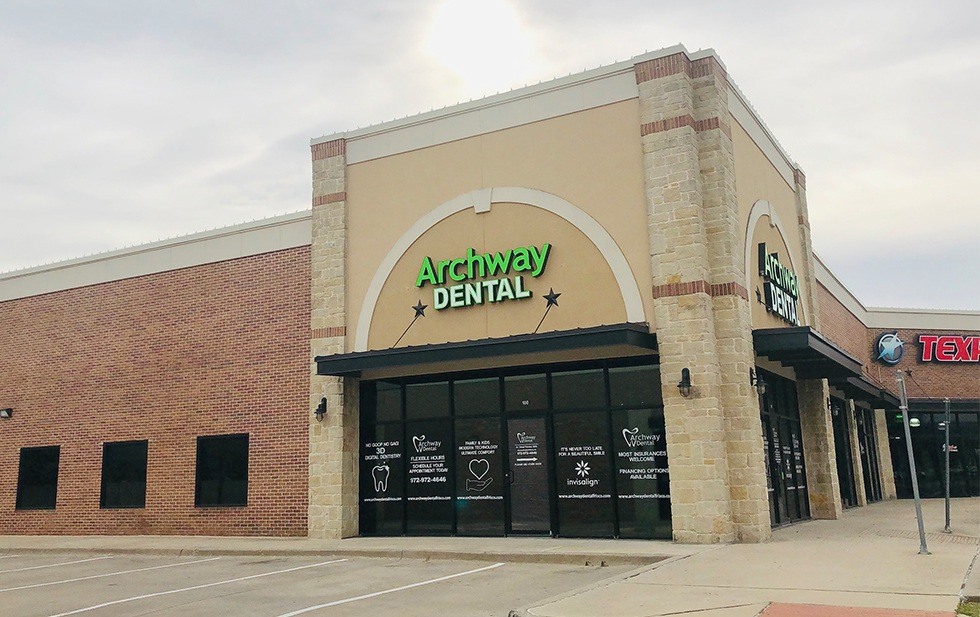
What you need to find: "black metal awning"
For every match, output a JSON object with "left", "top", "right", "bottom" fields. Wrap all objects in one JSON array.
[
  {"left": 316, "top": 323, "right": 658, "bottom": 378},
  {"left": 829, "top": 375, "right": 901, "bottom": 410},
  {"left": 753, "top": 326, "right": 863, "bottom": 380}
]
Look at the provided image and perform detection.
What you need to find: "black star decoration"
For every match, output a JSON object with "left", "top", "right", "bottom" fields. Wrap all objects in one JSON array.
[
  {"left": 543, "top": 288, "right": 561, "bottom": 307},
  {"left": 412, "top": 300, "right": 427, "bottom": 318}
]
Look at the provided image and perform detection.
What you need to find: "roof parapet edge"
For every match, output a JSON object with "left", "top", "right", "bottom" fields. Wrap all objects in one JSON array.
[
  {"left": 0, "top": 209, "right": 313, "bottom": 280},
  {"left": 311, "top": 44, "right": 718, "bottom": 147}
]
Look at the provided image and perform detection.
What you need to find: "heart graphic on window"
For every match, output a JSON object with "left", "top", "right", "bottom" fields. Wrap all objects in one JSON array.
[{"left": 468, "top": 458, "right": 490, "bottom": 480}]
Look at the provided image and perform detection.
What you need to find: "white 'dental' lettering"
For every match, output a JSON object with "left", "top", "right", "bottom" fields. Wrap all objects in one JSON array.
[
  {"left": 516, "top": 432, "right": 535, "bottom": 444},
  {"left": 621, "top": 427, "right": 661, "bottom": 448},
  {"left": 412, "top": 434, "right": 442, "bottom": 453}
]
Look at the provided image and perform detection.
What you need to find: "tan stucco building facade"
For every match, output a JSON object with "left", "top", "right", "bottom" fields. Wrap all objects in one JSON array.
[
  {"left": 306, "top": 45, "right": 928, "bottom": 544},
  {"left": 2, "top": 44, "right": 975, "bottom": 542}
]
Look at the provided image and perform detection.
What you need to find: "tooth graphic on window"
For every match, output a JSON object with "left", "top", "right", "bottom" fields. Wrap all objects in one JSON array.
[
  {"left": 371, "top": 464, "right": 390, "bottom": 493},
  {"left": 622, "top": 427, "right": 639, "bottom": 448}
]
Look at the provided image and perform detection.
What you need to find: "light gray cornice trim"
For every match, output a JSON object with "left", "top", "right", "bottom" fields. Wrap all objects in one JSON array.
[
  {"left": 0, "top": 211, "right": 312, "bottom": 302},
  {"left": 814, "top": 253, "right": 980, "bottom": 331},
  {"left": 311, "top": 45, "right": 725, "bottom": 165}
]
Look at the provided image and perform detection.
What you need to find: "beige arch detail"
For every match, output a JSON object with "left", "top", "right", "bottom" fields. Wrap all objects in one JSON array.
[
  {"left": 744, "top": 199, "right": 805, "bottom": 324},
  {"left": 354, "top": 187, "right": 646, "bottom": 351}
]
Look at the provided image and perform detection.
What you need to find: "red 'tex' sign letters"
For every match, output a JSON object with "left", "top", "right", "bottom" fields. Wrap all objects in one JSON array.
[{"left": 919, "top": 335, "right": 980, "bottom": 362}]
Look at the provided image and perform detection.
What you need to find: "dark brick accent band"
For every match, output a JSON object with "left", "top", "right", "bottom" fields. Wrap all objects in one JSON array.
[
  {"left": 313, "top": 326, "right": 346, "bottom": 338},
  {"left": 653, "top": 280, "right": 748, "bottom": 300},
  {"left": 794, "top": 168, "right": 806, "bottom": 188},
  {"left": 709, "top": 282, "right": 749, "bottom": 301},
  {"left": 641, "top": 114, "right": 694, "bottom": 136},
  {"left": 641, "top": 115, "right": 731, "bottom": 139},
  {"left": 691, "top": 57, "right": 727, "bottom": 81},
  {"left": 652, "top": 279, "right": 709, "bottom": 299},
  {"left": 312, "top": 192, "right": 347, "bottom": 207},
  {"left": 311, "top": 139, "right": 345, "bottom": 161},
  {"left": 693, "top": 116, "right": 732, "bottom": 140},
  {"left": 635, "top": 53, "right": 728, "bottom": 84}
]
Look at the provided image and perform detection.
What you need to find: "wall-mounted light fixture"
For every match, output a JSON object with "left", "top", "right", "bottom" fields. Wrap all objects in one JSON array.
[
  {"left": 677, "top": 368, "right": 692, "bottom": 398},
  {"left": 0, "top": 408, "right": 11, "bottom": 419},
  {"left": 314, "top": 398, "right": 327, "bottom": 422},
  {"left": 749, "top": 369, "right": 767, "bottom": 397}
]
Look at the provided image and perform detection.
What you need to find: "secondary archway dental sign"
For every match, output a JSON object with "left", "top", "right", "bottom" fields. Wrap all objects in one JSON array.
[
  {"left": 919, "top": 334, "right": 980, "bottom": 363},
  {"left": 758, "top": 243, "right": 800, "bottom": 326},
  {"left": 415, "top": 244, "right": 552, "bottom": 310}
]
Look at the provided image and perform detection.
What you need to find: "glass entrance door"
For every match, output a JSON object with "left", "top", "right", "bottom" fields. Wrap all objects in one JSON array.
[
  {"left": 758, "top": 367, "right": 810, "bottom": 527},
  {"left": 506, "top": 416, "right": 552, "bottom": 534},
  {"left": 830, "top": 397, "right": 857, "bottom": 508}
]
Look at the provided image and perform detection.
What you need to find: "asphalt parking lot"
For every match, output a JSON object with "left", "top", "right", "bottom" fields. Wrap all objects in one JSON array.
[{"left": 0, "top": 552, "right": 631, "bottom": 616}]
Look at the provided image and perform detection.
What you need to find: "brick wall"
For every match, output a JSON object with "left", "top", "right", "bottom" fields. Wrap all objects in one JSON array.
[
  {"left": 0, "top": 247, "right": 311, "bottom": 536},
  {"left": 815, "top": 281, "right": 978, "bottom": 400},
  {"left": 867, "top": 328, "right": 980, "bottom": 401},
  {"left": 815, "top": 282, "right": 870, "bottom": 368}
]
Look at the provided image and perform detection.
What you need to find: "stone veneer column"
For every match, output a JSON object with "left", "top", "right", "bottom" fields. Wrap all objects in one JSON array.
[
  {"left": 798, "top": 379, "right": 842, "bottom": 518},
  {"left": 309, "top": 138, "right": 359, "bottom": 538},
  {"left": 793, "top": 169, "right": 842, "bottom": 520},
  {"left": 636, "top": 52, "right": 734, "bottom": 543},
  {"left": 693, "top": 57, "right": 772, "bottom": 543},
  {"left": 847, "top": 400, "right": 868, "bottom": 507},
  {"left": 874, "top": 409, "right": 898, "bottom": 500}
]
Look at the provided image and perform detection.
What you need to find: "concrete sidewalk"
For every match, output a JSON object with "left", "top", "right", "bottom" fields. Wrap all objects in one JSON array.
[
  {"left": 0, "top": 497, "right": 976, "bottom": 615},
  {"left": 517, "top": 498, "right": 979, "bottom": 616}
]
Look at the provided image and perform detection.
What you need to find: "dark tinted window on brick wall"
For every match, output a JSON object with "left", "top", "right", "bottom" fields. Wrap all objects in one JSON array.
[
  {"left": 16, "top": 446, "right": 60, "bottom": 510},
  {"left": 100, "top": 440, "right": 148, "bottom": 509},
  {"left": 195, "top": 434, "right": 249, "bottom": 507}
]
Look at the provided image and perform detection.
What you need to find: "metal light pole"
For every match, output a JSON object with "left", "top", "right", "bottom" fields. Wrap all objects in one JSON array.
[
  {"left": 943, "top": 397, "right": 951, "bottom": 534},
  {"left": 897, "top": 371, "right": 929, "bottom": 554}
]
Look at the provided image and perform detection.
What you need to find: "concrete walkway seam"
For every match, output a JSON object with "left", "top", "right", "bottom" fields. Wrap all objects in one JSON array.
[
  {"left": 507, "top": 543, "right": 729, "bottom": 616},
  {"left": 0, "top": 545, "right": 667, "bottom": 567},
  {"left": 960, "top": 545, "right": 980, "bottom": 603}
]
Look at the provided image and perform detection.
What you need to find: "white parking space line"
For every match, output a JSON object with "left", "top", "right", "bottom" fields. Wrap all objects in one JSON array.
[
  {"left": 0, "top": 554, "right": 21, "bottom": 560},
  {"left": 46, "top": 558, "right": 348, "bottom": 617},
  {"left": 0, "top": 556, "right": 221, "bottom": 593},
  {"left": 275, "top": 562, "right": 507, "bottom": 617},
  {"left": 0, "top": 556, "right": 111, "bottom": 574}
]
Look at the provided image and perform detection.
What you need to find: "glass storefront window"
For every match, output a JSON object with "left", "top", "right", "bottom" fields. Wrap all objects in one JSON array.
[
  {"left": 611, "top": 408, "right": 671, "bottom": 539},
  {"left": 373, "top": 380, "right": 402, "bottom": 423},
  {"left": 406, "top": 381, "right": 450, "bottom": 419},
  {"left": 454, "top": 417, "right": 504, "bottom": 535},
  {"left": 552, "top": 369, "right": 605, "bottom": 410},
  {"left": 360, "top": 422, "right": 404, "bottom": 535},
  {"left": 553, "top": 411, "right": 614, "bottom": 538},
  {"left": 358, "top": 359, "right": 668, "bottom": 539},
  {"left": 504, "top": 373, "right": 547, "bottom": 413},
  {"left": 609, "top": 365, "right": 662, "bottom": 408},
  {"left": 454, "top": 377, "right": 500, "bottom": 417},
  {"left": 405, "top": 419, "right": 453, "bottom": 534}
]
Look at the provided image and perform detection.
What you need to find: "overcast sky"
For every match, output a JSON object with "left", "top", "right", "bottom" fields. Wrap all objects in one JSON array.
[{"left": 1, "top": 1, "right": 977, "bottom": 311}]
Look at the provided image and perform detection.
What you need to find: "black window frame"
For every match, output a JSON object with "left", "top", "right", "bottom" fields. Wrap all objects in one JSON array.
[
  {"left": 16, "top": 445, "right": 61, "bottom": 511},
  {"left": 100, "top": 440, "right": 149, "bottom": 509},
  {"left": 194, "top": 433, "right": 249, "bottom": 508}
]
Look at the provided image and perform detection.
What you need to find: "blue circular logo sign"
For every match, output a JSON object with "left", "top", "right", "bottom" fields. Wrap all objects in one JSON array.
[{"left": 876, "top": 332, "right": 904, "bottom": 365}]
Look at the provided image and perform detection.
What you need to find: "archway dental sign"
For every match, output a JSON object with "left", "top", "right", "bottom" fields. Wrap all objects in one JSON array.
[
  {"left": 758, "top": 243, "right": 800, "bottom": 326},
  {"left": 415, "top": 244, "right": 552, "bottom": 310}
]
